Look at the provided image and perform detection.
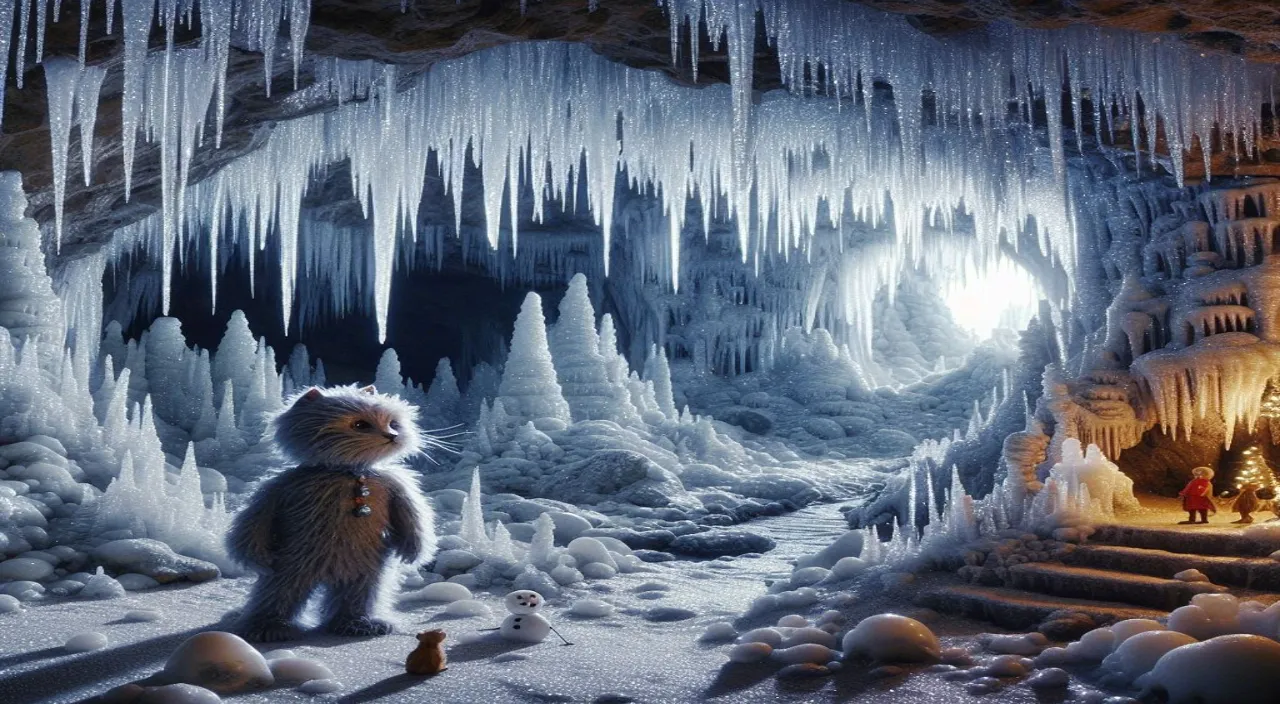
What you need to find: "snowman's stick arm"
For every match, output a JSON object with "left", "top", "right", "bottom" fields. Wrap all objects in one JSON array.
[{"left": 548, "top": 625, "right": 573, "bottom": 646}]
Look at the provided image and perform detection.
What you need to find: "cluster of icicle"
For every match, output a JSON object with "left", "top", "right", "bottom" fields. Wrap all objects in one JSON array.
[{"left": 104, "top": 41, "right": 1074, "bottom": 347}]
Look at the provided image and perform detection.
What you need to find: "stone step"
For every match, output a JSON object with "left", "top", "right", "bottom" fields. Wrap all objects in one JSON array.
[
  {"left": 1005, "top": 563, "right": 1224, "bottom": 611},
  {"left": 1090, "top": 524, "right": 1280, "bottom": 558},
  {"left": 915, "top": 584, "right": 1167, "bottom": 632},
  {"left": 1065, "top": 544, "right": 1280, "bottom": 591}
]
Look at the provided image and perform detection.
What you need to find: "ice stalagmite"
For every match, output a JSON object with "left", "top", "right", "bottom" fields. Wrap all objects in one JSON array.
[{"left": 498, "top": 293, "right": 571, "bottom": 429}]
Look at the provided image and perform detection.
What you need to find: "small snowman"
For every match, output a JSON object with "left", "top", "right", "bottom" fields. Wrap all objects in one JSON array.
[{"left": 499, "top": 590, "right": 553, "bottom": 643}]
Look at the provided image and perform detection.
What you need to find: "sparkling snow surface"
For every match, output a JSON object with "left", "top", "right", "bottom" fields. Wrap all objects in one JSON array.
[{"left": 0, "top": 503, "right": 1038, "bottom": 704}]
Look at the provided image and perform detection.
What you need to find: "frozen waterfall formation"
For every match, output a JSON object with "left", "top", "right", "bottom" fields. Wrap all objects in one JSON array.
[
  {"left": 999, "top": 180, "right": 1280, "bottom": 501},
  {"left": 14, "top": 0, "right": 1274, "bottom": 389}
]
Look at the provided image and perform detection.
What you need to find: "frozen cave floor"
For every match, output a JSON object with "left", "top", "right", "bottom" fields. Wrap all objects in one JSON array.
[{"left": 0, "top": 503, "right": 1068, "bottom": 704}]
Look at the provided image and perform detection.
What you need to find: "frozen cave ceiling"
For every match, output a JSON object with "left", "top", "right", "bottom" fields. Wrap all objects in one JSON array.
[{"left": 3, "top": 0, "right": 1280, "bottom": 269}]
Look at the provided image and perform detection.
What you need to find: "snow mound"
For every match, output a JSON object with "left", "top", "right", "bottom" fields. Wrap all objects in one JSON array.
[
  {"left": 772, "top": 644, "right": 837, "bottom": 665},
  {"left": 669, "top": 530, "right": 775, "bottom": 557},
  {"left": 1102, "top": 630, "right": 1197, "bottom": 683},
  {"left": 842, "top": 614, "right": 941, "bottom": 663},
  {"left": 1139, "top": 635, "right": 1280, "bottom": 704},
  {"left": 728, "top": 642, "right": 773, "bottom": 663},
  {"left": 1111, "top": 619, "right": 1166, "bottom": 645},
  {"left": 136, "top": 683, "right": 222, "bottom": 703},
  {"left": 700, "top": 622, "right": 737, "bottom": 642},
  {"left": 269, "top": 657, "right": 335, "bottom": 685},
  {"left": 125, "top": 609, "right": 164, "bottom": 622},
  {"left": 1025, "top": 668, "right": 1069, "bottom": 690},
  {"left": 92, "top": 539, "right": 220, "bottom": 584},
  {"left": 64, "top": 632, "right": 108, "bottom": 652},
  {"left": 0, "top": 594, "right": 21, "bottom": 613},
  {"left": 569, "top": 599, "right": 614, "bottom": 618},
  {"left": 402, "top": 582, "right": 473, "bottom": 603},
  {"left": 297, "top": 679, "right": 343, "bottom": 694},
  {"left": 978, "top": 632, "right": 1049, "bottom": 656},
  {"left": 1174, "top": 569, "right": 1210, "bottom": 583},
  {"left": 443, "top": 599, "right": 492, "bottom": 618},
  {"left": 79, "top": 567, "right": 126, "bottom": 600},
  {"left": 795, "top": 530, "right": 863, "bottom": 570},
  {"left": 162, "top": 632, "right": 274, "bottom": 693}
]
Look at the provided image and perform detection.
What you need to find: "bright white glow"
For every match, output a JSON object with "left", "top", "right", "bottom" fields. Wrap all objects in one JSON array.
[{"left": 941, "top": 258, "right": 1040, "bottom": 339}]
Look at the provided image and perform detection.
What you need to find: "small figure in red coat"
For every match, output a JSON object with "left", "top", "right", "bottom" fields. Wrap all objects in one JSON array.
[{"left": 1178, "top": 466, "right": 1215, "bottom": 525}]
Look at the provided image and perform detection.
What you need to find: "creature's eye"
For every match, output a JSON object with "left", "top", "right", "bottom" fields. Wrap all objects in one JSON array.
[{"left": 353, "top": 419, "right": 372, "bottom": 431}]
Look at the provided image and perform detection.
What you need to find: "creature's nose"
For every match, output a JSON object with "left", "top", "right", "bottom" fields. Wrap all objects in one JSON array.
[{"left": 383, "top": 429, "right": 399, "bottom": 441}]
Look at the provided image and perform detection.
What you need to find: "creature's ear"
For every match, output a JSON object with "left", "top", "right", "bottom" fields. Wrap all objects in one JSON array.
[
  {"left": 300, "top": 388, "right": 324, "bottom": 402},
  {"left": 361, "top": 385, "right": 377, "bottom": 395}
]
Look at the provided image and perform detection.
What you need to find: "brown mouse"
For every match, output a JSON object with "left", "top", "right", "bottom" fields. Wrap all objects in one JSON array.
[{"left": 406, "top": 629, "right": 447, "bottom": 675}]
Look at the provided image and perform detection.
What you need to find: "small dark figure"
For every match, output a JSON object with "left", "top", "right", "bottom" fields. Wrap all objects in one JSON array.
[
  {"left": 1233, "top": 483, "right": 1262, "bottom": 524},
  {"left": 1178, "top": 466, "right": 1214, "bottom": 525},
  {"left": 226, "top": 385, "right": 443, "bottom": 642},
  {"left": 406, "top": 629, "right": 448, "bottom": 675}
]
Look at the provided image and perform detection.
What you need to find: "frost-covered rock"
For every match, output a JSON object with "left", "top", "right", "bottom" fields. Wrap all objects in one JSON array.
[
  {"left": 296, "top": 679, "right": 343, "bottom": 694},
  {"left": 1139, "top": 635, "right": 1280, "bottom": 704},
  {"left": 65, "top": 632, "right": 109, "bottom": 652},
  {"left": 0, "top": 556, "right": 54, "bottom": 581},
  {"left": 268, "top": 657, "right": 335, "bottom": 685},
  {"left": 1102, "top": 630, "right": 1197, "bottom": 683},
  {"left": 79, "top": 567, "right": 126, "bottom": 599},
  {"left": 534, "top": 450, "right": 691, "bottom": 509},
  {"left": 669, "top": 529, "right": 775, "bottom": 557},
  {"left": 0, "top": 593, "right": 21, "bottom": 612},
  {"left": 92, "top": 539, "right": 221, "bottom": 584},
  {"left": 796, "top": 530, "right": 864, "bottom": 570},
  {"left": 842, "top": 614, "right": 941, "bottom": 663},
  {"left": 162, "top": 631, "right": 274, "bottom": 693},
  {"left": 728, "top": 642, "right": 773, "bottom": 663}
]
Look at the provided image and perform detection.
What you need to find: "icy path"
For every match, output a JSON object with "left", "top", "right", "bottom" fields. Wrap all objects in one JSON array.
[{"left": 0, "top": 502, "right": 1038, "bottom": 704}]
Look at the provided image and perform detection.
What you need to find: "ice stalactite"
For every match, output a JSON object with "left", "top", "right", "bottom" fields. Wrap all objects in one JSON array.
[
  {"left": 1134, "top": 335, "right": 1280, "bottom": 448},
  {"left": 43, "top": 58, "right": 80, "bottom": 251}
]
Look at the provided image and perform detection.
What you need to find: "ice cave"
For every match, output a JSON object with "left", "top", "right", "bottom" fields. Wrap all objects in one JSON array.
[{"left": 5, "top": 1, "right": 1280, "bottom": 703}]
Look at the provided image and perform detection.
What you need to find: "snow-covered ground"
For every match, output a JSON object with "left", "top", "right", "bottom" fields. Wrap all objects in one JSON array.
[{"left": 0, "top": 501, "right": 1053, "bottom": 704}]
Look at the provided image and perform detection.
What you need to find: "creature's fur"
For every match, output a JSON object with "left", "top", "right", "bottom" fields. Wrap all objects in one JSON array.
[
  {"left": 226, "top": 385, "right": 439, "bottom": 642},
  {"left": 406, "top": 629, "right": 448, "bottom": 675}
]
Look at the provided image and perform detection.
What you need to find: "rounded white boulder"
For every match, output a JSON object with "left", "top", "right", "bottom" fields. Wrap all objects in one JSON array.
[
  {"left": 64, "top": 632, "right": 108, "bottom": 653},
  {"left": 0, "top": 557, "right": 54, "bottom": 581},
  {"left": 569, "top": 598, "right": 614, "bottom": 618},
  {"left": 842, "top": 614, "right": 940, "bottom": 663},
  {"left": 407, "top": 582, "right": 473, "bottom": 603},
  {"left": 136, "top": 683, "right": 222, "bottom": 704},
  {"left": 269, "top": 657, "right": 335, "bottom": 685},
  {"left": 444, "top": 599, "right": 492, "bottom": 618},
  {"left": 728, "top": 642, "right": 773, "bottom": 663},
  {"left": 162, "top": 631, "right": 274, "bottom": 693},
  {"left": 567, "top": 537, "right": 616, "bottom": 569},
  {"left": 1102, "top": 630, "right": 1197, "bottom": 683},
  {"left": 1141, "top": 634, "right": 1280, "bottom": 704}
]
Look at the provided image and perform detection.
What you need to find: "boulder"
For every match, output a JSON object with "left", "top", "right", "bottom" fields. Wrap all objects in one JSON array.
[
  {"left": 533, "top": 450, "right": 694, "bottom": 508},
  {"left": 91, "top": 539, "right": 221, "bottom": 583},
  {"left": 669, "top": 529, "right": 776, "bottom": 557}
]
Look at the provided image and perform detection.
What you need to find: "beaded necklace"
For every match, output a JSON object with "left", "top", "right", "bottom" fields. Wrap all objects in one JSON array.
[{"left": 352, "top": 475, "right": 372, "bottom": 517}]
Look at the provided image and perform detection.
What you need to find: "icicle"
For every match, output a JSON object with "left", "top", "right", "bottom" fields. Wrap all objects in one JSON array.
[
  {"left": 76, "top": 64, "right": 107, "bottom": 186},
  {"left": 44, "top": 58, "right": 82, "bottom": 252}
]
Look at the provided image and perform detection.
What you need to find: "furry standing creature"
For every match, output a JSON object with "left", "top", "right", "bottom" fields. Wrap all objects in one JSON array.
[{"left": 226, "top": 385, "right": 442, "bottom": 642}]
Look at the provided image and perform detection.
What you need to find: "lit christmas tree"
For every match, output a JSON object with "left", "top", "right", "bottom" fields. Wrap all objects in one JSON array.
[{"left": 1234, "top": 446, "right": 1279, "bottom": 492}]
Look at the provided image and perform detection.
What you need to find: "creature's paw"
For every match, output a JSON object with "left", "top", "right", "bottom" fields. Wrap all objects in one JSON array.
[
  {"left": 241, "top": 619, "right": 300, "bottom": 643},
  {"left": 328, "top": 616, "right": 395, "bottom": 637}
]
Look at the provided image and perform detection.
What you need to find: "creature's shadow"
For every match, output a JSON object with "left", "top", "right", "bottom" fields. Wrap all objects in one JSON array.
[
  {"left": 703, "top": 661, "right": 780, "bottom": 698},
  {"left": 445, "top": 631, "right": 541, "bottom": 664}
]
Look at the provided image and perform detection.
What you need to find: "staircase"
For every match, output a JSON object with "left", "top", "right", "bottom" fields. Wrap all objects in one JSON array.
[{"left": 918, "top": 525, "right": 1280, "bottom": 632}]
